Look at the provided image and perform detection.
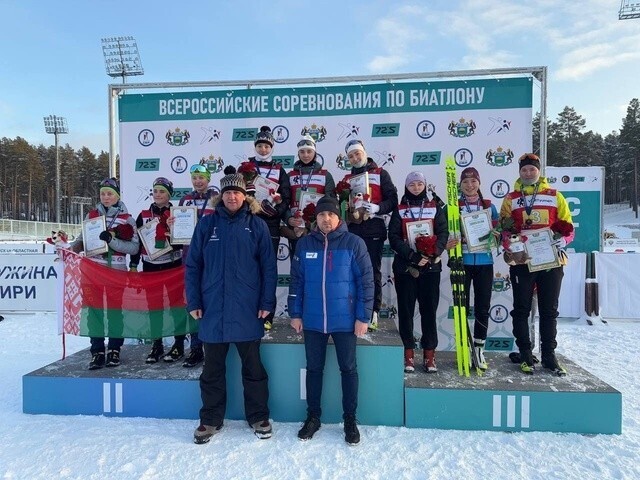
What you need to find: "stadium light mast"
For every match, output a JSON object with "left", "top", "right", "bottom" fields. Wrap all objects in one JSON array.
[
  {"left": 102, "top": 36, "right": 144, "bottom": 177},
  {"left": 619, "top": 0, "right": 640, "bottom": 20},
  {"left": 101, "top": 36, "right": 144, "bottom": 84},
  {"left": 43, "top": 115, "right": 68, "bottom": 223}
]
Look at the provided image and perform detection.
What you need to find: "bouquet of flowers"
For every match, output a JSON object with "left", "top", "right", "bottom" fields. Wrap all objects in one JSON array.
[
  {"left": 155, "top": 210, "right": 171, "bottom": 248},
  {"left": 112, "top": 223, "right": 134, "bottom": 241},
  {"left": 335, "top": 180, "right": 351, "bottom": 203},
  {"left": 416, "top": 234, "right": 439, "bottom": 260},
  {"left": 550, "top": 219, "right": 573, "bottom": 240},
  {"left": 302, "top": 203, "right": 316, "bottom": 226},
  {"left": 237, "top": 161, "right": 258, "bottom": 183}
]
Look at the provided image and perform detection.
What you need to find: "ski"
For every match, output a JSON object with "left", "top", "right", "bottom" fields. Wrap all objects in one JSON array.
[{"left": 445, "top": 157, "right": 473, "bottom": 376}]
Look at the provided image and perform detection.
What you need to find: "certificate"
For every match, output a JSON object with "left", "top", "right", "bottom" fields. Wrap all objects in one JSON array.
[
  {"left": 405, "top": 220, "right": 434, "bottom": 250},
  {"left": 253, "top": 176, "right": 280, "bottom": 203},
  {"left": 299, "top": 191, "right": 323, "bottom": 211},
  {"left": 460, "top": 209, "right": 493, "bottom": 253},
  {"left": 524, "top": 227, "right": 561, "bottom": 272},
  {"left": 82, "top": 216, "right": 108, "bottom": 257},
  {"left": 170, "top": 206, "right": 198, "bottom": 245},
  {"left": 348, "top": 172, "right": 370, "bottom": 197},
  {"left": 138, "top": 218, "right": 173, "bottom": 260}
]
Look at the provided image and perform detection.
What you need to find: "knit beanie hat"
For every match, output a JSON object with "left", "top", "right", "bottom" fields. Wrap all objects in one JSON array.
[
  {"left": 297, "top": 135, "right": 316, "bottom": 152},
  {"left": 315, "top": 196, "right": 340, "bottom": 216},
  {"left": 153, "top": 177, "right": 174, "bottom": 196},
  {"left": 405, "top": 171, "right": 426, "bottom": 187},
  {"left": 99, "top": 177, "right": 120, "bottom": 197},
  {"left": 345, "top": 139, "right": 365, "bottom": 155},
  {"left": 220, "top": 173, "right": 247, "bottom": 195},
  {"left": 460, "top": 167, "right": 481, "bottom": 183},
  {"left": 518, "top": 153, "right": 541, "bottom": 170},
  {"left": 254, "top": 126, "right": 275, "bottom": 148}
]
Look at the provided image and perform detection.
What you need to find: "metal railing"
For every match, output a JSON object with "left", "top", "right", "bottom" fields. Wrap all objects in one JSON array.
[{"left": 0, "top": 220, "right": 81, "bottom": 241}]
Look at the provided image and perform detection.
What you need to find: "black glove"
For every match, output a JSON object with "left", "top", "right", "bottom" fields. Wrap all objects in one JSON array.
[
  {"left": 99, "top": 230, "right": 112, "bottom": 243},
  {"left": 410, "top": 251, "right": 423, "bottom": 265}
]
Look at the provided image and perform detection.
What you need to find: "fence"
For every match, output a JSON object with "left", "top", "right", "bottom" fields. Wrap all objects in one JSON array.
[{"left": 0, "top": 220, "right": 81, "bottom": 241}]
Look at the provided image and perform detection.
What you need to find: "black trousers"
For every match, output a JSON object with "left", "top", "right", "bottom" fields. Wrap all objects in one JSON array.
[
  {"left": 395, "top": 271, "right": 440, "bottom": 350},
  {"left": 509, "top": 264, "right": 564, "bottom": 354},
  {"left": 199, "top": 340, "right": 270, "bottom": 426},
  {"left": 463, "top": 264, "right": 494, "bottom": 341},
  {"left": 362, "top": 236, "right": 384, "bottom": 313}
]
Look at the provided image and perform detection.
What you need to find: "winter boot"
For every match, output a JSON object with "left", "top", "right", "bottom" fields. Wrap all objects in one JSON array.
[
  {"left": 404, "top": 348, "right": 415, "bottom": 373},
  {"left": 474, "top": 339, "right": 488, "bottom": 370},
  {"left": 88, "top": 352, "right": 105, "bottom": 370},
  {"left": 343, "top": 415, "right": 360, "bottom": 446},
  {"left": 519, "top": 349, "right": 535, "bottom": 374},
  {"left": 251, "top": 420, "right": 273, "bottom": 439},
  {"left": 298, "top": 415, "right": 321, "bottom": 441},
  {"left": 424, "top": 349, "right": 437, "bottom": 373},
  {"left": 368, "top": 311, "right": 379, "bottom": 332},
  {"left": 163, "top": 342, "right": 184, "bottom": 363},
  {"left": 145, "top": 340, "right": 164, "bottom": 364},
  {"left": 193, "top": 423, "right": 222, "bottom": 444},
  {"left": 541, "top": 352, "right": 567, "bottom": 376},
  {"left": 105, "top": 349, "right": 120, "bottom": 367},
  {"left": 183, "top": 345, "right": 204, "bottom": 368}
]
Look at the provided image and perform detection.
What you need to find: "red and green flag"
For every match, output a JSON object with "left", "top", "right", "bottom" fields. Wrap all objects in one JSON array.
[{"left": 60, "top": 250, "right": 197, "bottom": 338}]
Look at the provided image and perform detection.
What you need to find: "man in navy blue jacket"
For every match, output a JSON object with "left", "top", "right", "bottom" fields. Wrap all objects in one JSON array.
[
  {"left": 186, "top": 171, "right": 277, "bottom": 444},
  {"left": 288, "top": 196, "right": 374, "bottom": 446}
]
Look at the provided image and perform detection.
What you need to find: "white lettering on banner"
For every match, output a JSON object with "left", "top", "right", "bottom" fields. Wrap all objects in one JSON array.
[
  {"left": 159, "top": 96, "right": 269, "bottom": 116},
  {"left": 409, "top": 87, "right": 485, "bottom": 107},
  {"left": 272, "top": 92, "right": 381, "bottom": 113},
  {"left": 566, "top": 196, "right": 581, "bottom": 228}
]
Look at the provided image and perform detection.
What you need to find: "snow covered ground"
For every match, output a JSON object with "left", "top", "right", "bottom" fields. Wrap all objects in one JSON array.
[{"left": 1, "top": 206, "right": 639, "bottom": 480}]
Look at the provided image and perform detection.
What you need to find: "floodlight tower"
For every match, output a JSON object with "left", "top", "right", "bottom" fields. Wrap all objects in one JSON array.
[
  {"left": 619, "top": 0, "right": 640, "bottom": 19},
  {"left": 43, "top": 115, "right": 68, "bottom": 222},
  {"left": 101, "top": 36, "right": 144, "bottom": 84}
]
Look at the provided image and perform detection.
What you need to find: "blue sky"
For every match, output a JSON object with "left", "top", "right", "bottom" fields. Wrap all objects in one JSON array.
[{"left": 1, "top": 0, "right": 638, "bottom": 154}]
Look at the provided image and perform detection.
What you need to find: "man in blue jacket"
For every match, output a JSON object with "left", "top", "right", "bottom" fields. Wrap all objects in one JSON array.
[
  {"left": 186, "top": 171, "right": 277, "bottom": 444},
  {"left": 288, "top": 196, "right": 374, "bottom": 446}
]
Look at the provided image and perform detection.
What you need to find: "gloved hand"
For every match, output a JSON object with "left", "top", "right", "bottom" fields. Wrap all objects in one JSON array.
[
  {"left": 552, "top": 237, "right": 567, "bottom": 249},
  {"left": 99, "top": 230, "right": 113, "bottom": 243},
  {"left": 363, "top": 202, "right": 380, "bottom": 214}
]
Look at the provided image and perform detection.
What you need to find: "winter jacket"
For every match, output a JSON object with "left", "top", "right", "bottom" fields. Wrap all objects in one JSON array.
[
  {"left": 130, "top": 202, "right": 182, "bottom": 267},
  {"left": 285, "top": 158, "right": 336, "bottom": 221},
  {"left": 388, "top": 191, "right": 449, "bottom": 275},
  {"left": 185, "top": 196, "right": 277, "bottom": 343},
  {"left": 71, "top": 201, "right": 139, "bottom": 271},
  {"left": 341, "top": 158, "right": 398, "bottom": 240},
  {"left": 288, "top": 221, "right": 374, "bottom": 333},
  {"left": 248, "top": 156, "right": 291, "bottom": 236},
  {"left": 500, "top": 176, "right": 574, "bottom": 244}
]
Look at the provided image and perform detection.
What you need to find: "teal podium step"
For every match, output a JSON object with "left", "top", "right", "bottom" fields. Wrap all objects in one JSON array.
[
  {"left": 404, "top": 351, "right": 621, "bottom": 434},
  {"left": 23, "top": 318, "right": 405, "bottom": 426}
]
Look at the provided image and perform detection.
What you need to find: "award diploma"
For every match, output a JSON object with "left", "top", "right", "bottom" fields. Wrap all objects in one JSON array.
[
  {"left": 348, "top": 172, "right": 370, "bottom": 197},
  {"left": 138, "top": 218, "right": 173, "bottom": 260},
  {"left": 298, "top": 191, "right": 323, "bottom": 211},
  {"left": 405, "top": 220, "right": 434, "bottom": 251},
  {"left": 253, "top": 176, "right": 280, "bottom": 203},
  {"left": 524, "top": 227, "right": 562, "bottom": 272},
  {"left": 460, "top": 209, "right": 493, "bottom": 253},
  {"left": 170, "top": 206, "right": 198, "bottom": 245},
  {"left": 82, "top": 216, "right": 108, "bottom": 257}
]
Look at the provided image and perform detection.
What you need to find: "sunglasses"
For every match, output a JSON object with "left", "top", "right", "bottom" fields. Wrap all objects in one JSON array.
[
  {"left": 99, "top": 178, "right": 119, "bottom": 189},
  {"left": 297, "top": 138, "right": 315, "bottom": 149},
  {"left": 153, "top": 177, "right": 173, "bottom": 188},
  {"left": 190, "top": 164, "right": 208, "bottom": 174}
]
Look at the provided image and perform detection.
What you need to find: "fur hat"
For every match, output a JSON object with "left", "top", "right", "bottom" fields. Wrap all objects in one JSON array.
[
  {"left": 153, "top": 177, "right": 174, "bottom": 196},
  {"left": 255, "top": 126, "right": 274, "bottom": 147},
  {"left": 315, "top": 196, "right": 340, "bottom": 216},
  {"left": 460, "top": 167, "right": 481, "bottom": 183},
  {"left": 297, "top": 135, "right": 316, "bottom": 152},
  {"left": 518, "top": 153, "right": 541, "bottom": 171},
  {"left": 405, "top": 171, "right": 426, "bottom": 187},
  {"left": 99, "top": 177, "right": 120, "bottom": 197},
  {"left": 220, "top": 173, "right": 246, "bottom": 195}
]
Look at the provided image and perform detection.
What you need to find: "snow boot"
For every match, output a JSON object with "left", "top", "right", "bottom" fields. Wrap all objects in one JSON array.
[
  {"left": 343, "top": 415, "right": 360, "bottom": 446},
  {"left": 193, "top": 423, "right": 222, "bottom": 444},
  {"left": 519, "top": 349, "right": 535, "bottom": 374},
  {"left": 404, "top": 348, "right": 415, "bottom": 373},
  {"left": 105, "top": 349, "right": 120, "bottom": 367},
  {"left": 424, "top": 349, "right": 437, "bottom": 373},
  {"left": 183, "top": 346, "right": 204, "bottom": 368},
  {"left": 145, "top": 341, "right": 164, "bottom": 364},
  {"left": 251, "top": 420, "right": 273, "bottom": 439},
  {"left": 163, "top": 342, "right": 184, "bottom": 363},
  {"left": 88, "top": 352, "right": 105, "bottom": 370},
  {"left": 541, "top": 352, "right": 567, "bottom": 376},
  {"left": 298, "top": 415, "right": 321, "bottom": 441}
]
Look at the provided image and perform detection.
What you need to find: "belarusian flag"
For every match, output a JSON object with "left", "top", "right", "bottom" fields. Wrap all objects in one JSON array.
[{"left": 60, "top": 250, "right": 197, "bottom": 338}]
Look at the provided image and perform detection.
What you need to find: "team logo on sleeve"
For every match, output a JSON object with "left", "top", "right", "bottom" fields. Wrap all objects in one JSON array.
[
  {"left": 448, "top": 118, "right": 476, "bottom": 138},
  {"left": 486, "top": 147, "right": 514, "bottom": 167},
  {"left": 166, "top": 127, "right": 190, "bottom": 146},
  {"left": 301, "top": 124, "right": 327, "bottom": 142}
]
